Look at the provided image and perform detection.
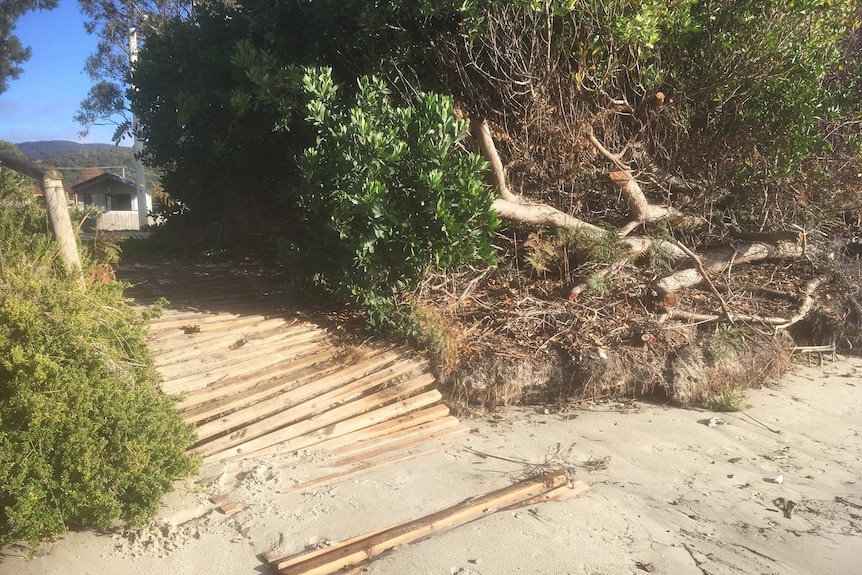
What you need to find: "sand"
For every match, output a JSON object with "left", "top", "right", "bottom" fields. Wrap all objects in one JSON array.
[{"left": 1, "top": 355, "right": 860, "bottom": 575}]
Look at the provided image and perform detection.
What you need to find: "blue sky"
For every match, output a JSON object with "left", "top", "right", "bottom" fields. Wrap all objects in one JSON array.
[{"left": 0, "top": 1, "right": 123, "bottom": 145}]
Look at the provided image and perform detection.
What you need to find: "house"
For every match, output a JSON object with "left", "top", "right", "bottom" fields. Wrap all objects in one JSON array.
[{"left": 72, "top": 172, "right": 144, "bottom": 231}]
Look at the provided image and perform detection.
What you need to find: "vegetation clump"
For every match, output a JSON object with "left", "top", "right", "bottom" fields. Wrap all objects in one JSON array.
[{"left": 0, "top": 152, "right": 198, "bottom": 547}]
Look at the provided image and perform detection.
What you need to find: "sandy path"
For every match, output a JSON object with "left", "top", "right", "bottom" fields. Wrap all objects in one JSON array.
[{"left": 2, "top": 356, "right": 860, "bottom": 575}]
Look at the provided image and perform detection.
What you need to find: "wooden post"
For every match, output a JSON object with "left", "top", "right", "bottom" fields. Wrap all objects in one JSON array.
[
  {"left": 42, "top": 170, "right": 82, "bottom": 273},
  {"left": 0, "top": 150, "right": 82, "bottom": 275}
]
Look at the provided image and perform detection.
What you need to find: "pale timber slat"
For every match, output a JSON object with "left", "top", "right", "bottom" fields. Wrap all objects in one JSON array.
[
  {"left": 279, "top": 470, "right": 570, "bottom": 574},
  {"left": 162, "top": 337, "right": 328, "bottom": 395},
  {"left": 329, "top": 423, "right": 468, "bottom": 468},
  {"left": 197, "top": 373, "right": 437, "bottom": 461},
  {"left": 178, "top": 347, "right": 342, "bottom": 415},
  {"left": 327, "top": 416, "right": 462, "bottom": 460},
  {"left": 308, "top": 404, "right": 451, "bottom": 455},
  {"left": 181, "top": 351, "right": 346, "bottom": 424},
  {"left": 157, "top": 327, "right": 325, "bottom": 380},
  {"left": 153, "top": 319, "right": 305, "bottom": 367},
  {"left": 190, "top": 356, "right": 425, "bottom": 440},
  {"left": 223, "top": 387, "right": 442, "bottom": 463}
]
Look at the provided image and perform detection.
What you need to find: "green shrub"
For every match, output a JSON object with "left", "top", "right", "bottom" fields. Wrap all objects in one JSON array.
[
  {"left": 283, "top": 68, "right": 497, "bottom": 328},
  {"left": 0, "top": 162, "right": 198, "bottom": 547}
]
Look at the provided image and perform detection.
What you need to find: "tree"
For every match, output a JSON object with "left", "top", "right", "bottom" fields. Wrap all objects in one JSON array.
[
  {"left": 0, "top": 0, "right": 58, "bottom": 94},
  {"left": 74, "top": 0, "right": 190, "bottom": 140},
  {"left": 129, "top": 1, "right": 862, "bottom": 362}
]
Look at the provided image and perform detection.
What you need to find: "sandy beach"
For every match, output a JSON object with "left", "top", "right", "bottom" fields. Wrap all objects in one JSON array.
[{"left": 2, "top": 355, "right": 860, "bottom": 575}]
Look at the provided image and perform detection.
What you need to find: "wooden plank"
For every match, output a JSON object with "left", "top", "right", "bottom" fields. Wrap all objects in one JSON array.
[
  {"left": 309, "top": 404, "right": 451, "bottom": 455},
  {"left": 159, "top": 328, "right": 327, "bottom": 382},
  {"left": 279, "top": 470, "right": 570, "bottom": 574},
  {"left": 197, "top": 374, "right": 437, "bottom": 461},
  {"left": 162, "top": 337, "right": 328, "bottom": 395},
  {"left": 181, "top": 350, "right": 345, "bottom": 423},
  {"left": 176, "top": 346, "right": 339, "bottom": 409},
  {"left": 190, "top": 355, "right": 425, "bottom": 439},
  {"left": 328, "top": 421, "right": 467, "bottom": 467},
  {"left": 158, "top": 330, "right": 326, "bottom": 382},
  {"left": 327, "top": 415, "right": 458, "bottom": 459},
  {"left": 183, "top": 347, "right": 410, "bottom": 414},
  {"left": 148, "top": 313, "right": 275, "bottom": 341},
  {"left": 268, "top": 524, "right": 398, "bottom": 568},
  {"left": 153, "top": 319, "right": 303, "bottom": 366},
  {"left": 241, "top": 387, "right": 444, "bottom": 462},
  {"left": 499, "top": 481, "right": 590, "bottom": 510},
  {"left": 289, "top": 441, "right": 453, "bottom": 495}
]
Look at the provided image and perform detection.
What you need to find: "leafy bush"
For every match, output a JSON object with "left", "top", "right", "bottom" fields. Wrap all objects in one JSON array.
[
  {"left": 0, "top": 160, "right": 198, "bottom": 547},
  {"left": 283, "top": 68, "right": 497, "bottom": 327}
]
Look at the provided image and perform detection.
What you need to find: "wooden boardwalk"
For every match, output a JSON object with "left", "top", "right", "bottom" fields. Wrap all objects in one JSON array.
[{"left": 118, "top": 260, "right": 466, "bottom": 487}]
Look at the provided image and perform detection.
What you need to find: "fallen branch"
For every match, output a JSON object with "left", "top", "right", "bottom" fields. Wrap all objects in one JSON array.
[
  {"left": 660, "top": 276, "right": 824, "bottom": 328},
  {"left": 654, "top": 241, "right": 804, "bottom": 297},
  {"left": 491, "top": 198, "right": 604, "bottom": 236},
  {"left": 674, "top": 240, "right": 735, "bottom": 324},
  {"left": 774, "top": 277, "right": 824, "bottom": 330},
  {"left": 471, "top": 118, "right": 520, "bottom": 203}
]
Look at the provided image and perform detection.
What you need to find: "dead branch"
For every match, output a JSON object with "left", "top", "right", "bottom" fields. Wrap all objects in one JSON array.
[
  {"left": 675, "top": 240, "right": 735, "bottom": 324},
  {"left": 491, "top": 198, "right": 604, "bottom": 236},
  {"left": 774, "top": 277, "right": 824, "bottom": 329},
  {"left": 654, "top": 241, "right": 804, "bottom": 297},
  {"left": 660, "top": 276, "right": 824, "bottom": 328},
  {"left": 471, "top": 118, "right": 520, "bottom": 203},
  {"left": 609, "top": 170, "right": 684, "bottom": 223}
]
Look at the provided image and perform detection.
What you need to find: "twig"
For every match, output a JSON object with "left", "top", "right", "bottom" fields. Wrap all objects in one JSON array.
[
  {"left": 456, "top": 267, "right": 493, "bottom": 306},
  {"left": 739, "top": 412, "right": 781, "bottom": 435},
  {"left": 675, "top": 240, "right": 736, "bottom": 324}
]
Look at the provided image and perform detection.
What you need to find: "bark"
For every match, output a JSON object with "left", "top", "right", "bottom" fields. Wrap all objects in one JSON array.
[
  {"left": 471, "top": 118, "right": 520, "bottom": 203},
  {"left": 653, "top": 241, "right": 804, "bottom": 297},
  {"left": 491, "top": 198, "right": 604, "bottom": 236},
  {"left": 609, "top": 170, "right": 684, "bottom": 224},
  {"left": 42, "top": 173, "right": 83, "bottom": 274}
]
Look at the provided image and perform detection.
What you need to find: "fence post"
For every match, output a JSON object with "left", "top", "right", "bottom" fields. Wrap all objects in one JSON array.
[
  {"left": 0, "top": 151, "right": 83, "bottom": 278},
  {"left": 42, "top": 170, "right": 82, "bottom": 274}
]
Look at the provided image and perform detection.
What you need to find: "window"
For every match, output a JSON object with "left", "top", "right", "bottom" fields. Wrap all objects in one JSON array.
[{"left": 108, "top": 194, "right": 133, "bottom": 211}]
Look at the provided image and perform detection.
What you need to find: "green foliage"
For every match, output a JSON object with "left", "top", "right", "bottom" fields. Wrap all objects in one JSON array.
[
  {"left": 705, "top": 386, "right": 748, "bottom": 412},
  {"left": 705, "top": 325, "right": 743, "bottom": 367},
  {"left": 0, "top": 160, "right": 198, "bottom": 547},
  {"left": 284, "top": 68, "right": 497, "bottom": 327},
  {"left": 392, "top": 301, "right": 459, "bottom": 367},
  {"left": 0, "top": 0, "right": 58, "bottom": 94}
]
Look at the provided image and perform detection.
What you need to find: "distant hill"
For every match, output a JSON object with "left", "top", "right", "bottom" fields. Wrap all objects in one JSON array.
[
  {"left": 15, "top": 140, "right": 130, "bottom": 160},
  {"left": 14, "top": 140, "right": 146, "bottom": 186}
]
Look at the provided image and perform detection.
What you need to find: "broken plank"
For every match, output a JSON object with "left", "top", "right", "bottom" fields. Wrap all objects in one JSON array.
[
  {"left": 328, "top": 421, "right": 468, "bottom": 467},
  {"left": 309, "top": 404, "right": 451, "bottom": 455},
  {"left": 178, "top": 346, "right": 342, "bottom": 414},
  {"left": 197, "top": 373, "right": 437, "bottom": 461},
  {"left": 191, "top": 355, "right": 425, "bottom": 440},
  {"left": 280, "top": 470, "right": 570, "bottom": 574}
]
